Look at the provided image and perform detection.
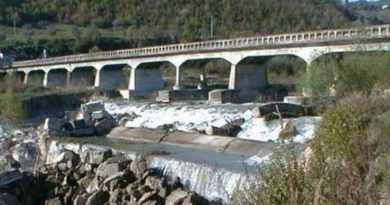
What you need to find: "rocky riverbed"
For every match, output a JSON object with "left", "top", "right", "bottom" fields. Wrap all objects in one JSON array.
[{"left": 0, "top": 99, "right": 321, "bottom": 205}]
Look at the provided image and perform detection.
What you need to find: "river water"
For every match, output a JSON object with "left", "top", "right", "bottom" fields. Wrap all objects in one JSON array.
[{"left": 1, "top": 100, "right": 321, "bottom": 203}]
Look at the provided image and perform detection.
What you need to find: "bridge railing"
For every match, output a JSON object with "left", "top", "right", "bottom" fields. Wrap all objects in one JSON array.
[{"left": 13, "top": 24, "right": 390, "bottom": 68}]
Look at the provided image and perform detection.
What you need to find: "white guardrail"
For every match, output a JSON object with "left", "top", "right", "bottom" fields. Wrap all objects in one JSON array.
[{"left": 12, "top": 24, "right": 390, "bottom": 68}]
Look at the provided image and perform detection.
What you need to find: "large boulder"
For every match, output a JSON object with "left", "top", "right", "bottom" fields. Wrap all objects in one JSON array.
[
  {"left": 94, "top": 118, "right": 113, "bottom": 136},
  {"left": 81, "top": 101, "right": 105, "bottom": 114},
  {"left": 80, "top": 149, "right": 113, "bottom": 165},
  {"left": 96, "top": 158, "right": 128, "bottom": 179},
  {"left": 86, "top": 190, "right": 109, "bottom": 205},
  {"left": 166, "top": 190, "right": 189, "bottom": 205},
  {"left": 182, "top": 192, "right": 210, "bottom": 205},
  {"left": 252, "top": 102, "right": 308, "bottom": 120}
]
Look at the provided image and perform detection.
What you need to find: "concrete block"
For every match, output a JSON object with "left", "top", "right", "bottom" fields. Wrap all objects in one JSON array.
[
  {"left": 81, "top": 101, "right": 104, "bottom": 114},
  {"left": 72, "top": 128, "right": 96, "bottom": 136},
  {"left": 44, "top": 118, "right": 64, "bottom": 131},
  {"left": 95, "top": 118, "right": 113, "bottom": 136},
  {"left": 73, "top": 119, "right": 88, "bottom": 129},
  {"left": 91, "top": 111, "right": 105, "bottom": 120}
]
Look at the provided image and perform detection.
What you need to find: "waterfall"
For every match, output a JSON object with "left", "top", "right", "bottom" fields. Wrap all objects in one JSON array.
[{"left": 148, "top": 156, "right": 254, "bottom": 203}]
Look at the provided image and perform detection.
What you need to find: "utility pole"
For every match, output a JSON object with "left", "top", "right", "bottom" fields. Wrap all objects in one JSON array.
[{"left": 210, "top": 16, "right": 214, "bottom": 39}]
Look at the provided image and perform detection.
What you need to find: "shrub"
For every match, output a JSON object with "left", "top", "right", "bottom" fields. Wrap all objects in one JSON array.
[
  {"left": 0, "top": 88, "right": 26, "bottom": 126},
  {"left": 301, "top": 52, "right": 390, "bottom": 97},
  {"left": 235, "top": 94, "right": 390, "bottom": 204}
]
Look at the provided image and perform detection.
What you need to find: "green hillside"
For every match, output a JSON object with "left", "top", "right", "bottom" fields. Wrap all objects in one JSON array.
[{"left": 0, "top": 0, "right": 377, "bottom": 60}]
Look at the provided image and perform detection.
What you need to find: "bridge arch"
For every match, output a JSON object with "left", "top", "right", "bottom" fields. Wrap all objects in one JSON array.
[
  {"left": 179, "top": 58, "right": 231, "bottom": 89},
  {"left": 26, "top": 70, "right": 45, "bottom": 86},
  {"left": 230, "top": 55, "right": 307, "bottom": 90},
  {"left": 70, "top": 66, "right": 96, "bottom": 87},
  {"left": 129, "top": 61, "right": 176, "bottom": 97},
  {"left": 46, "top": 68, "right": 69, "bottom": 87},
  {"left": 98, "top": 64, "right": 131, "bottom": 89}
]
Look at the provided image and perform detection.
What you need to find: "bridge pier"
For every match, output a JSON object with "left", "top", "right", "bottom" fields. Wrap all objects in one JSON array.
[{"left": 173, "top": 66, "right": 182, "bottom": 90}]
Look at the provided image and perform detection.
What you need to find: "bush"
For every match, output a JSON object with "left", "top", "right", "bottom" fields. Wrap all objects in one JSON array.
[
  {"left": 0, "top": 88, "right": 26, "bottom": 126},
  {"left": 301, "top": 52, "right": 390, "bottom": 97},
  {"left": 235, "top": 94, "right": 390, "bottom": 204}
]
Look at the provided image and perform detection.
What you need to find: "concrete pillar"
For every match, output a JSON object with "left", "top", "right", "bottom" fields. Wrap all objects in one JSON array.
[
  {"left": 94, "top": 68, "right": 101, "bottom": 88},
  {"left": 66, "top": 71, "right": 71, "bottom": 86},
  {"left": 228, "top": 64, "right": 237, "bottom": 89},
  {"left": 128, "top": 68, "right": 136, "bottom": 90},
  {"left": 197, "top": 68, "right": 208, "bottom": 90},
  {"left": 43, "top": 71, "right": 49, "bottom": 87},
  {"left": 23, "top": 72, "right": 29, "bottom": 85},
  {"left": 173, "top": 66, "right": 182, "bottom": 90}
]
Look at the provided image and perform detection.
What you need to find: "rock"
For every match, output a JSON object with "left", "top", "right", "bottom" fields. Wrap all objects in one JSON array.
[
  {"left": 3, "top": 155, "right": 21, "bottom": 170},
  {"left": 94, "top": 118, "right": 113, "bottom": 136},
  {"left": 166, "top": 189, "right": 189, "bottom": 205},
  {"left": 138, "top": 190, "right": 158, "bottom": 204},
  {"left": 130, "top": 158, "right": 147, "bottom": 179},
  {"left": 82, "top": 101, "right": 105, "bottom": 114},
  {"left": 278, "top": 121, "right": 297, "bottom": 140},
  {"left": 109, "top": 189, "right": 123, "bottom": 204},
  {"left": 74, "top": 195, "right": 88, "bottom": 205},
  {"left": 117, "top": 112, "right": 138, "bottom": 127},
  {"left": 44, "top": 118, "right": 65, "bottom": 131},
  {"left": 54, "top": 150, "right": 80, "bottom": 167},
  {"left": 78, "top": 175, "right": 94, "bottom": 191},
  {"left": 158, "top": 187, "right": 168, "bottom": 198},
  {"left": 182, "top": 192, "right": 210, "bottom": 205},
  {"left": 72, "top": 128, "right": 96, "bottom": 137},
  {"left": 80, "top": 149, "right": 113, "bottom": 165},
  {"left": 91, "top": 111, "right": 105, "bottom": 120},
  {"left": 0, "top": 193, "right": 20, "bottom": 205},
  {"left": 252, "top": 102, "right": 308, "bottom": 119},
  {"left": 45, "top": 197, "right": 63, "bottom": 205},
  {"left": 171, "top": 177, "right": 184, "bottom": 190},
  {"left": 204, "top": 126, "right": 228, "bottom": 136},
  {"left": 86, "top": 176, "right": 100, "bottom": 194},
  {"left": 73, "top": 119, "right": 90, "bottom": 129},
  {"left": 0, "top": 170, "right": 23, "bottom": 188},
  {"left": 96, "top": 160, "right": 127, "bottom": 179},
  {"left": 86, "top": 190, "right": 109, "bottom": 205}
]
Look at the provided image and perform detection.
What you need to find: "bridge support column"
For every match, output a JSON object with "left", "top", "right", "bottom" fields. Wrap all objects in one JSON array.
[
  {"left": 173, "top": 66, "right": 182, "bottom": 90},
  {"left": 66, "top": 71, "right": 71, "bottom": 86},
  {"left": 228, "top": 64, "right": 237, "bottom": 89},
  {"left": 94, "top": 70, "right": 100, "bottom": 88},
  {"left": 23, "top": 72, "right": 29, "bottom": 85},
  {"left": 43, "top": 71, "right": 49, "bottom": 87}
]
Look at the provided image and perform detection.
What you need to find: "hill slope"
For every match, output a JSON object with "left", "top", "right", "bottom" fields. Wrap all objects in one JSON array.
[{"left": 0, "top": 0, "right": 376, "bottom": 60}]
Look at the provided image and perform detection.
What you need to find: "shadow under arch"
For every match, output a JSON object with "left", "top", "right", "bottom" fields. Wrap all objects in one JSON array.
[
  {"left": 70, "top": 66, "right": 97, "bottom": 87},
  {"left": 99, "top": 64, "right": 132, "bottom": 89},
  {"left": 47, "top": 68, "right": 68, "bottom": 87},
  {"left": 180, "top": 58, "right": 231, "bottom": 89}
]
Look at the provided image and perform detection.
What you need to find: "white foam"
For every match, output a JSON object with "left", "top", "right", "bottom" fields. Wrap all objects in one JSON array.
[{"left": 106, "top": 102, "right": 321, "bottom": 143}]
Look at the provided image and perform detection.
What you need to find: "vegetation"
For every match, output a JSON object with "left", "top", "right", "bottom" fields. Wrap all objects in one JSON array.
[
  {"left": 301, "top": 52, "right": 390, "bottom": 97},
  {"left": 0, "top": 0, "right": 377, "bottom": 60},
  {"left": 0, "top": 75, "right": 26, "bottom": 126},
  {"left": 235, "top": 94, "right": 390, "bottom": 205}
]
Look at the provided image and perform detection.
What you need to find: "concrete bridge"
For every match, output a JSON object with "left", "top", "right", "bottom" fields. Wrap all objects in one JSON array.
[{"left": 2, "top": 24, "right": 390, "bottom": 98}]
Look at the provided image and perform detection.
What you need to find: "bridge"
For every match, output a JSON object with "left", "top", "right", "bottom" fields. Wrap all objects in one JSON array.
[{"left": 2, "top": 24, "right": 390, "bottom": 99}]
